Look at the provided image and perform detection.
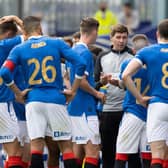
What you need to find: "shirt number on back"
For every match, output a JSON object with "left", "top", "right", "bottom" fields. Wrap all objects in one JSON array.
[
  {"left": 28, "top": 56, "right": 56, "bottom": 85},
  {"left": 134, "top": 78, "right": 150, "bottom": 104},
  {"left": 162, "top": 63, "right": 168, "bottom": 89}
]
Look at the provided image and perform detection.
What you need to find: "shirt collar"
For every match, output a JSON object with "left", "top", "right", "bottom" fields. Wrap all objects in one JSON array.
[
  {"left": 111, "top": 45, "right": 133, "bottom": 55},
  {"left": 76, "top": 42, "right": 88, "bottom": 48},
  {"left": 158, "top": 40, "right": 168, "bottom": 44},
  {"left": 28, "top": 35, "right": 43, "bottom": 40}
]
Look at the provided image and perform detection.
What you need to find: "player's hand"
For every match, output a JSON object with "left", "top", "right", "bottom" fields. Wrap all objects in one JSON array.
[
  {"left": 15, "top": 88, "right": 31, "bottom": 104},
  {"left": 138, "top": 96, "right": 152, "bottom": 107},
  {"left": 0, "top": 15, "right": 23, "bottom": 27},
  {"left": 108, "top": 78, "right": 119, "bottom": 86},
  {"left": 100, "top": 73, "right": 112, "bottom": 85},
  {"left": 96, "top": 91, "right": 106, "bottom": 104},
  {"left": 63, "top": 89, "right": 76, "bottom": 104}
]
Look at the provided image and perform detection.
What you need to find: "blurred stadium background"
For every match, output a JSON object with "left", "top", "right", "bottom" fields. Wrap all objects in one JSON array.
[{"left": 0, "top": 0, "right": 168, "bottom": 37}]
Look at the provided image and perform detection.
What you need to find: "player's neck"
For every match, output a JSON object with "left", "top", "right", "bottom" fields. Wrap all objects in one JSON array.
[
  {"left": 0, "top": 35, "right": 4, "bottom": 40},
  {"left": 79, "top": 38, "right": 89, "bottom": 46},
  {"left": 158, "top": 37, "right": 168, "bottom": 44},
  {"left": 27, "top": 32, "right": 42, "bottom": 39},
  {"left": 0, "top": 34, "right": 8, "bottom": 40}
]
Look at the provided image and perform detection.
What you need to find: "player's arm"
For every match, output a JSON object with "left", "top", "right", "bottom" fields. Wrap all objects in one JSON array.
[
  {"left": 0, "top": 15, "right": 23, "bottom": 29},
  {"left": 0, "top": 15, "right": 26, "bottom": 40},
  {"left": 0, "top": 47, "right": 27, "bottom": 103},
  {"left": 0, "top": 60, "right": 29, "bottom": 103},
  {"left": 58, "top": 39, "right": 86, "bottom": 79},
  {"left": 122, "top": 59, "right": 150, "bottom": 107},
  {"left": 80, "top": 76, "right": 105, "bottom": 102},
  {"left": 109, "top": 59, "right": 131, "bottom": 89},
  {"left": 78, "top": 51, "right": 105, "bottom": 102},
  {"left": 108, "top": 78, "right": 125, "bottom": 89},
  {"left": 58, "top": 39, "right": 86, "bottom": 102}
]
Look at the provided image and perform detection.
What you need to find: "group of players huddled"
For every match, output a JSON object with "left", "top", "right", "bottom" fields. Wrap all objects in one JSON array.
[{"left": 0, "top": 14, "right": 168, "bottom": 168}]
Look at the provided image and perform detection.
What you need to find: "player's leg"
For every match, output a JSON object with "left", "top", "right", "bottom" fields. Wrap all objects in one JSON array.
[
  {"left": 30, "top": 138, "right": 45, "bottom": 168},
  {"left": 13, "top": 102, "right": 31, "bottom": 168},
  {"left": 147, "top": 103, "right": 168, "bottom": 168},
  {"left": 163, "top": 143, "right": 168, "bottom": 168},
  {"left": 83, "top": 141, "right": 100, "bottom": 168},
  {"left": 0, "top": 102, "right": 23, "bottom": 168},
  {"left": 70, "top": 114, "right": 88, "bottom": 168},
  {"left": 3, "top": 138, "right": 23, "bottom": 168},
  {"left": 45, "top": 136, "right": 60, "bottom": 168},
  {"left": 114, "top": 113, "right": 144, "bottom": 168},
  {"left": 17, "top": 121, "right": 31, "bottom": 168},
  {"left": 72, "top": 143, "right": 85, "bottom": 168},
  {"left": 26, "top": 102, "right": 47, "bottom": 168},
  {"left": 21, "top": 143, "right": 30, "bottom": 168},
  {"left": 58, "top": 140, "right": 78, "bottom": 168},
  {"left": 114, "top": 111, "right": 128, "bottom": 168},
  {"left": 82, "top": 115, "right": 100, "bottom": 168},
  {"left": 150, "top": 141, "right": 166, "bottom": 168},
  {"left": 48, "top": 103, "right": 78, "bottom": 168},
  {"left": 140, "top": 125, "right": 151, "bottom": 168}
]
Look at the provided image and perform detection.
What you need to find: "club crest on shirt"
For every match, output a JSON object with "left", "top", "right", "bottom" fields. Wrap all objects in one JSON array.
[{"left": 31, "top": 42, "right": 46, "bottom": 48}]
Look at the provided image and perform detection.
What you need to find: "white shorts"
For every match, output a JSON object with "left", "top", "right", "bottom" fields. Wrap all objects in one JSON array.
[
  {"left": 26, "top": 102, "right": 72, "bottom": 141},
  {"left": 71, "top": 114, "right": 100, "bottom": 145},
  {"left": 18, "top": 121, "right": 30, "bottom": 146},
  {"left": 147, "top": 103, "right": 168, "bottom": 143},
  {"left": 0, "top": 102, "right": 19, "bottom": 143},
  {"left": 116, "top": 112, "right": 150, "bottom": 153}
]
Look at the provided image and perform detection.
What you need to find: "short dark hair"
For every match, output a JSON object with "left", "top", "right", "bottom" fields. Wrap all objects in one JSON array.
[
  {"left": 0, "top": 21, "right": 18, "bottom": 35},
  {"left": 80, "top": 17, "right": 99, "bottom": 34},
  {"left": 73, "top": 31, "right": 81, "bottom": 39},
  {"left": 158, "top": 19, "right": 168, "bottom": 39},
  {"left": 132, "top": 34, "right": 148, "bottom": 42},
  {"left": 63, "top": 36, "right": 73, "bottom": 47},
  {"left": 23, "top": 16, "right": 41, "bottom": 35},
  {"left": 110, "top": 24, "right": 129, "bottom": 37},
  {"left": 123, "top": 2, "right": 133, "bottom": 8}
]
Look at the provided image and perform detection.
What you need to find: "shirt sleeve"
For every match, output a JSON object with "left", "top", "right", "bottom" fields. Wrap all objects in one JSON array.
[
  {"left": 134, "top": 48, "right": 147, "bottom": 65},
  {"left": 0, "top": 36, "right": 22, "bottom": 67},
  {"left": 57, "top": 39, "right": 86, "bottom": 79},
  {"left": 3, "top": 35, "right": 22, "bottom": 52},
  {"left": 119, "top": 59, "right": 131, "bottom": 79},
  {"left": 81, "top": 50, "right": 92, "bottom": 76},
  {"left": 6, "top": 46, "right": 20, "bottom": 65},
  {"left": 0, "top": 46, "right": 20, "bottom": 85}
]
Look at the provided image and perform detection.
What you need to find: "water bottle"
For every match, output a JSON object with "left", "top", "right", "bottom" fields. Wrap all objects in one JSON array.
[{"left": 96, "top": 86, "right": 107, "bottom": 112}]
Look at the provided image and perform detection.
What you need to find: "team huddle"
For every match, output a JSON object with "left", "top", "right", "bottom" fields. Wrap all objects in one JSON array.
[{"left": 0, "top": 14, "right": 168, "bottom": 168}]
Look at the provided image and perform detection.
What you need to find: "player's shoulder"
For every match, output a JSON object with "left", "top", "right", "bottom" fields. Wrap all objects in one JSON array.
[
  {"left": 73, "top": 43, "right": 86, "bottom": 51},
  {"left": 137, "top": 44, "right": 160, "bottom": 55},
  {"left": 120, "top": 58, "right": 132, "bottom": 70},
  {"left": 0, "top": 35, "right": 21, "bottom": 47},
  {"left": 74, "top": 44, "right": 91, "bottom": 55}
]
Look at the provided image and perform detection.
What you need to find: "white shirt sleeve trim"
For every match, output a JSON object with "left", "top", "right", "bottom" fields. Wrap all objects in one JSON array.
[
  {"left": 6, "top": 80, "right": 14, "bottom": 86},
  {"left": 133, "top": 58, "right": 143, "bottom": 66},
  {"left": 84, "top": 71, "right": 89, "bottom": 76},
  {"left": 20, "top": 35, "right": 25, "bottom": 43},
  {"left": 75, "top": 74, "right": 83, "bottom": 79}
]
